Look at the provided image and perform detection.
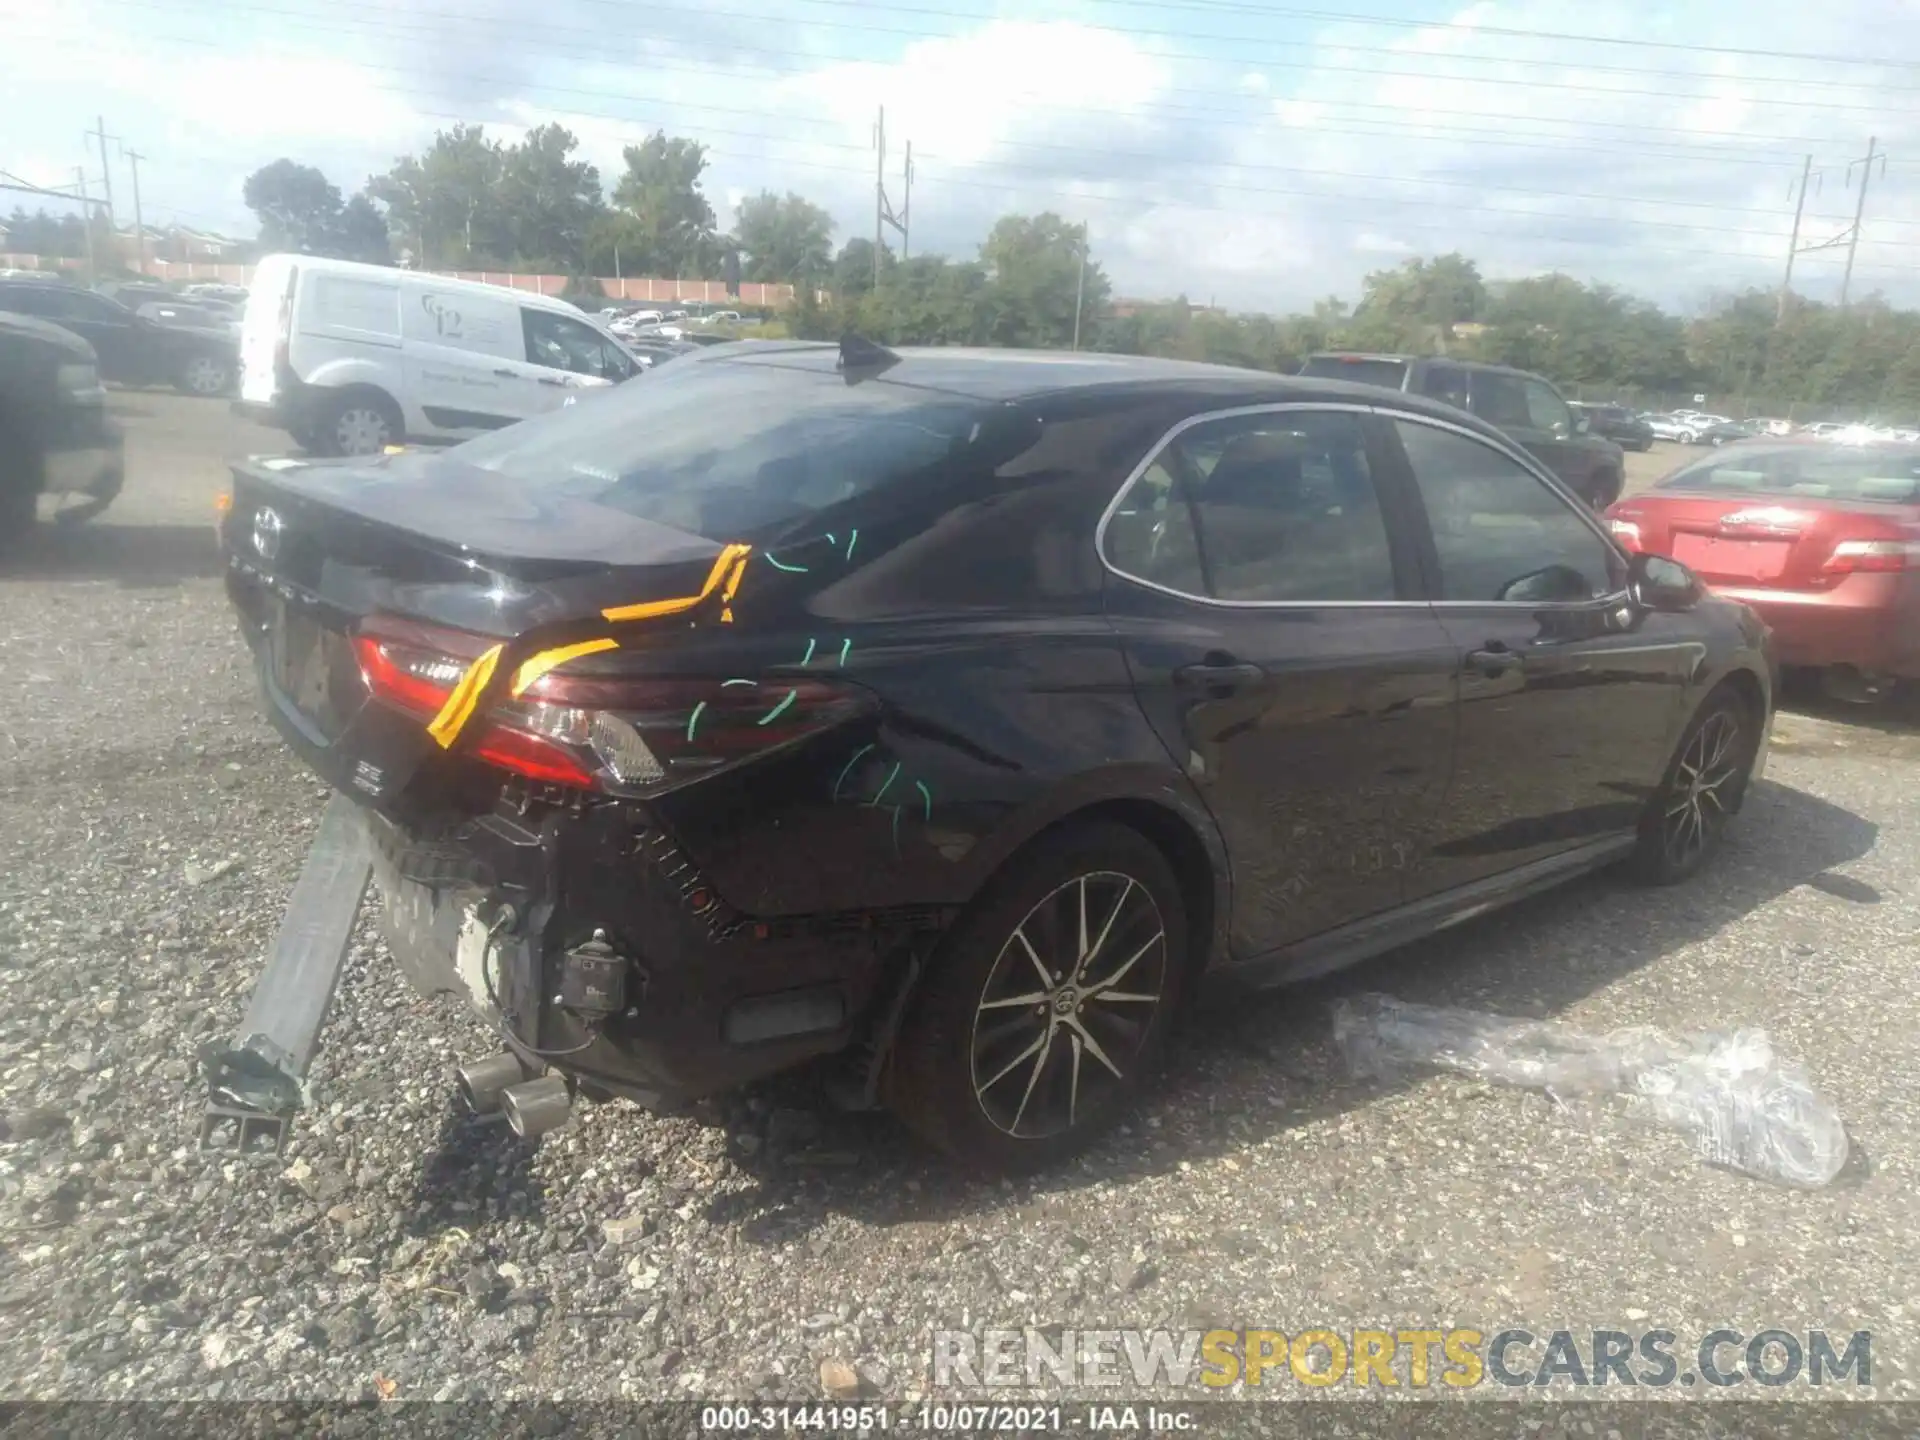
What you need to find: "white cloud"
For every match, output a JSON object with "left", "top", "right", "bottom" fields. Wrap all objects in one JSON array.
[{"left": 2, "top": 0, "right": 1916, "bottom": 312}]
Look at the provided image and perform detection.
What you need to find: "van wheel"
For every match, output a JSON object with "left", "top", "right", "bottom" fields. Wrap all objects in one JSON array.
[
  {"left": 0, "top": 438, "right": 40, "bottom": 556},
  {"left": 317, "top": 392, "right": 402, "bottom": 457},
  {"left": 884, "top": 822, "right": 1187, "bottom": 1172}
]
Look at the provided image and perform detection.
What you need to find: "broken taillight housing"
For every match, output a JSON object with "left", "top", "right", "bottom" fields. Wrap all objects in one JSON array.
[{"left": 352, "top": 617, "right": 868, "bottom": 792}]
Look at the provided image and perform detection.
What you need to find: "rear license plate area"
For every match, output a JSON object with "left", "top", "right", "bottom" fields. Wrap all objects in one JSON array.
[
  {"left": 1671, "top": 532, "right": 1793, "bottom": 583},
  {"left": 266, "top": 595, "right": 351, "bottom": 738}
]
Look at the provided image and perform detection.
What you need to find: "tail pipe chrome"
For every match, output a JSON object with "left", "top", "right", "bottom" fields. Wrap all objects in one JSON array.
[
  {"left": 501, "top": 1075, "right": 573, "bottom": 1139},
  {"left": 455, "top": 1052, "right": 534, "bottom": 1116}
]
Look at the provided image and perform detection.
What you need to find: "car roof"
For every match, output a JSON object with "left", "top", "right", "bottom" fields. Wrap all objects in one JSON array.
[
  {"left": 1303, "top": 350, "right": 1530, "bottom": 378},
  {"left": 703, "top": 341, "right": 1521, "bottom": 435}
]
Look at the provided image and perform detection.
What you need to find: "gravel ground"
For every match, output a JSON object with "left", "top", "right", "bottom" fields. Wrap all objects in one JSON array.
[{"left": 1, "top": 396, "right": 1916, "bottom": 1405}]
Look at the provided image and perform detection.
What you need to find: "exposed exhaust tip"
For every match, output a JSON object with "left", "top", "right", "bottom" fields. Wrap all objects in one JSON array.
[
  {"left": 501, "top": 1075, "right": 573, "bottom": 1140},
  {"left": 456, "top": 1052, "right": 532, "bottom": 1116}
]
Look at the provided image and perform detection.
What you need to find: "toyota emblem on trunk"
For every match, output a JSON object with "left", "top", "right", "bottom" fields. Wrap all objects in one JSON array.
[{"left": 251, "top": 506, "right": 283, "bottom": 561}]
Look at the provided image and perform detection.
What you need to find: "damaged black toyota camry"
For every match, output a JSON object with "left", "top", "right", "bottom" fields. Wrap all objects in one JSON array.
[{"left": 217, "top": 337, "right": 1774, "bottom": 1170}]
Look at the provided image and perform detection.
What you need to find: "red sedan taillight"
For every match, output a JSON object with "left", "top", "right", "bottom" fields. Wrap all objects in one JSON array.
[
  {"left": 352, "top": 619, "right": 866, "bottom": 792},
  {"left": 1821, "top": 539, "right": 1915, "bottom": 576}
]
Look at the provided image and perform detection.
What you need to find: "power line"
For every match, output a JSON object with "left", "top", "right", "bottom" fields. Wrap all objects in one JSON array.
[
  {"left": 1841, "top": 137, "right": 1890, "bottom": 308},
  {"left": 56, "top": 4, "right": 1862, "bottom": 166},
  {"left": 19, "top": 22, "right": 1920, "bottom": 244},
  {"left": 79, "top": 0, "right": 1920, "bottom": 118}
]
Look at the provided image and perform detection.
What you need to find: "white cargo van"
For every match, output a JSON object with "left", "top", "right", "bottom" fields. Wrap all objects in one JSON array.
[{"left": 236, "top": 255, "right": 640, "bottom": 456}]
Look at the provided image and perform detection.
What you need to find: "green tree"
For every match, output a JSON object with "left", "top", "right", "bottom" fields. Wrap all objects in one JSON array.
[
  {"left": 1343, "top": 252, "right": 1486, "bottom": 352},
  {"left": 733, "top": 191, "right": 834, "bottom": 283},
  {"left": 604, "top": 132, "right": 718, "bottom": 277},
  {"left": 496, "top": 124, "right": 602, "bottom": 271},
  {"left": 331, "top": 194, "right": 391, "bottom": 264},
  {"left": 243, "top": 160, "right": 345, "bottom": 254},
  {"left": 978, "top": 213, "right": 1109, "bottom": 349},
  {"left": 832, "top": 237, "right": 893, "bottom": 301},
  {"left": 369, "top": 125, "right": 506, "bottom": 268}
]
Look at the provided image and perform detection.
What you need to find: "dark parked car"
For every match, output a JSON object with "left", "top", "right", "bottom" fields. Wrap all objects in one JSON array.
[
  {"left": 1698, "top": 418, "right": 1767, "bottom": 447},
  {"left": 0, "top": 311, "right": 124, "bottom": 546},
  {"left": 219, "top": 342, "right": 1774, "bottom": 1168},
  {"left": 1298, "top": 353, "right": 1626, "bottom": 507},
  {"left": 0, "top": 278, "right": 237, "bottom": 396},
  {"left": 1570, "top": 402, "right": 1655, "bottom": 451}
]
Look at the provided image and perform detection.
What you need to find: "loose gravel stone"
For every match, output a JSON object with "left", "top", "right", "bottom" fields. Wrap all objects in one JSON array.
[{"left": 0, "top": 398, "right": 1915, "bottom": 1405}]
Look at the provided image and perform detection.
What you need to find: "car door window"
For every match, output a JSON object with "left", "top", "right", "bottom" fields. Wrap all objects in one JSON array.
[
  {"left": 1416, "top": 363, "right": 1471, "bottom": 412},
  {"left": 522, "top": 309, "right": 622, "bottom": 378},
  {"left": 1523, "top": 378, "right": 1574, "bottom": 438},
  {"left": 1104, "top": 410, "right": 1400, "bottom": 603},
  {"left": 1469, "top": 372, "right": 1533, "bottom": 430},
  {"left": 1394, "top": 420, "right": 1626, "bottom": 603}
]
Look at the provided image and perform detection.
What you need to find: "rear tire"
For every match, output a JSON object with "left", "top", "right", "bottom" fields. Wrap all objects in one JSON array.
[
  {"left": 884, "top": 822, "right": 1188, "bottom": 1172},
  {"left": 315, "top": 390, "right": 403, "bottom": 457},
  {"left": 0, "top": 433, "right": 41, "bottom": 557},
  {"left": 1629, "top": 688, "right": 1756, "bottom": 885}
]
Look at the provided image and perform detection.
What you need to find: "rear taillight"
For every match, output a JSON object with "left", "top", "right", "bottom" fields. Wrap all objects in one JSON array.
[
  {"left": 1607, "top": 518, "right": 1643, "bottom": 551},
  {"left": 351, "top": 622, "right": 866, "bottom": 792},
  {"left": 1822, "top": 539, "right": 1915, "bottom": 575}
]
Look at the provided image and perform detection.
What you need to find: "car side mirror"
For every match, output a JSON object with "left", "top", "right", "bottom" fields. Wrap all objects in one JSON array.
[
  {"left": 1573, "top": 414, "right": 1591, "bottom": 435},
  {"left": 1630, "top": 552, "right": 1702, "bottom": 612}
]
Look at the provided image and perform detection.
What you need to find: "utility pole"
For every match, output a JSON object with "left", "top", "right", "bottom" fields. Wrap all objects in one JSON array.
[
  {"left": 122, "top": 147, "right": 147, "bottom": 276},
  {"left": 873, "top": 106, "right": 885, "bottom": 290},
  {"left": 873, "top": 107, "right": 911, "bottom": 286},
  {"left": 1071, "top": 222, "right": 1088, "bottom": 351},
  {"left": 901, "top": 142, "right": 913, "bottom": 261},
  {"left": 1777, "top": 155, "right": 1813, "bottom": 325},
  {"left": 1839, "top": 136, "right": 1883, "bottom": 310},
  {"left": 89, "top": 116, "right": 118, "bottom": 230},
  {"left": 75, "top": 167, "right": 97, "bottom": 279}
]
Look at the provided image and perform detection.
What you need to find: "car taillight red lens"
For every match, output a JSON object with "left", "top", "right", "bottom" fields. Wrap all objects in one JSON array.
[
  {"left": 351, "top": 623, "right": 866, "bottom": 792},
  {"left": 1822, "top": 539, "right": 1913, "bottom": 575},
  {"left": 1607, "top": 517, "right": 1643, "bottom": 552}
]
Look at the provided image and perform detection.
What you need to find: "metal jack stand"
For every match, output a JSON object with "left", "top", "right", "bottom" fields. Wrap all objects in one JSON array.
[{"left": 199, "top": 793, "right": 372, "bottom": 1154}]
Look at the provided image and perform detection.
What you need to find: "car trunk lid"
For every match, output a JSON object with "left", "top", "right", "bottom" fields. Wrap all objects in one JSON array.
[{"left": 1612, "top": 491, "right": 1920, "bottom": 590}]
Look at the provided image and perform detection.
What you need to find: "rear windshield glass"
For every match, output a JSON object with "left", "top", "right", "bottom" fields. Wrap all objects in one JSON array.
[
  {"left": 450, "top": 353, "right": 993, "bottom": 538},
  {"left": 1656, "top": 443, "right": 1920, "bottom": 504},
  {"left": 1298, "top": 356, "right": 1410, "bottom": 390}
]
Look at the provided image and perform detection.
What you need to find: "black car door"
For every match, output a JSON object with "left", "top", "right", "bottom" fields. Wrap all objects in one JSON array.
[
  {"left": 1102, "top": 404, "right": 1460, "bottom": 961},
  {"left": 1380, "top": 414, "right": 1697, "bottom": 893},
  {"left": 36, "top": 289, "right": 147, "bottom": 383}
]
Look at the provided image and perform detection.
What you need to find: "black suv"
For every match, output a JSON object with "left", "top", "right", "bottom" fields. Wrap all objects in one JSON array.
[
  {"left": 1570, "top": 402, "right": 1655, "bottom": 452},
  {"left": 1299, "top": 353, "right": 1626, "bottom": 507},
  {"left": 0, "top": 311, "right": 125, "bottom": 547},
  {"left": 0, "top": 278, "right": 237, "bottom": 397}
]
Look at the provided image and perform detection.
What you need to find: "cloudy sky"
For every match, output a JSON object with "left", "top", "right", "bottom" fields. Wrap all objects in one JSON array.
[{"left": 3, "top": 0, "right": 1918, "bottom": 313}]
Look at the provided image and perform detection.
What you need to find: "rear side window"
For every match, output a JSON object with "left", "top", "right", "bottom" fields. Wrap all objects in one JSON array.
[
  {"left": 1104, "top": 409, "right": 1400, "bottom": 603},
  {"left": 1297, "top": 356, "right": 1410, "bottom": 390},
  {"left": 1656, "top": 445, "right": 1920, "bottom": 503},
  {"left": 1416, "top": 363, "right": 1471, "bottom": 411},
  {"left": 453, "top": 357, "right": 997, "bottom": 539}
]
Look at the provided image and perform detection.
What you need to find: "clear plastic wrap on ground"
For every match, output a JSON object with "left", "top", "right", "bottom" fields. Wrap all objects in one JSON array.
[{"left": 1330, "top": 993, "right": 1849, "bottom": 1189}]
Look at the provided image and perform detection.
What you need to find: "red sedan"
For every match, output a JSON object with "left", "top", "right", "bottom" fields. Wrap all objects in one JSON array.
[{"left": 1605, "top": 438, "right": 1920, "bottom": 702}]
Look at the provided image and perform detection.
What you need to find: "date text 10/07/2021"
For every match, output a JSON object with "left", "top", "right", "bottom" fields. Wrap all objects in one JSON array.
[{"left": 699, "top": 1405, "right": 1199, "bottom": 1432}]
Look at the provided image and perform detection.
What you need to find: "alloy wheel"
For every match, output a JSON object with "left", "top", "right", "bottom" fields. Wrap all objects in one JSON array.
[
  {"left": 1662, "top": 709, "right": 1743, "bottom": 868},
  {"left": 969, "top": 871, "right": 1167, "bottom": 1140},
  {"left": 334, "top": 406, "right": 393, "bottom": 456},
  {"left": 184, "top": 357, "right": 229, "bottom": 395}
]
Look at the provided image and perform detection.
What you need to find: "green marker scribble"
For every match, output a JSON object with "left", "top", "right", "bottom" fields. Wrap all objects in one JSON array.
[
  {"left": 763, "top": 553, "right": 808, "bottom": 574},
  {"left": 838, "top": 637, "right": 851, "bottom": 666},
  {"left": 800, "top": 637, "right": 817, "bottom": 666},
  {"left": 687, "top": 700, "right": 707, "bottom": 742},
  {"left": 869, "top": 761, "right": 901, "bottom": 807},
  {"left": 825, "top": 533, "right": 836, "bottom": 545},
  {"left": 915, "top": 780, "right": 932, "bottom": 821},
  {"left": 722, "top": 678, "right": 758, "bottom": 688},
  {"left": 758, "top": 689, "right": 798, "bottom": 726},
  {"left": 844, "top": 529, "right": 859, "bottom": 562},
  {"left": 832, "top": 744, "right": 874, "bottom": 801}
]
